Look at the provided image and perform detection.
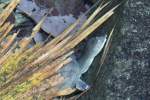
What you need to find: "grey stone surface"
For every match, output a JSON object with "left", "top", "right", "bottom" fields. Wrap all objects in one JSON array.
[
  {"left": 79, "top": 0, "right": 150, "bottom": 100},
  {"left": 18, "top": 0, "right": 88, "bottom": 37}
]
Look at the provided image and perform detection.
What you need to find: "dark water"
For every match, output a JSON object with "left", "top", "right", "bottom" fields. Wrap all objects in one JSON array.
[{"left": 79, "top": 0, "right": 150, "bottom": 100}]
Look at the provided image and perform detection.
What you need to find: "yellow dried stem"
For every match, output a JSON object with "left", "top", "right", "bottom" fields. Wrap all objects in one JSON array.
[
  {"left": 80, "top": 1, "right": 111, "bottom": 31},
  {"left": 35, "top": 78, "right": 76, "bottom": 99},
  {"left": 18, "top": 15, "right": 47, "bottom": 51},
  {"left": 31, "top": 35, "right": 73, "bottom": 66},
  {"left": 45, "top": 19, "right": 80, "bottom": 48},
  {"left": 36, "top": 86, "right": 60, "bottom": 100},
  {"left": 0, "top": 58, "right": 71, "bottom": 99},
  {"left": 56, "top": 88, "right": 76, "bottom": 96},
  {"left": 24, "top": 3, "right": 118, "bottom": 70},
  {"left": 46, "top": 5, "right": 117, "bottom": 62},
  {"left": 1, "top": 50, "right": 73, "bottom": 95},
  {"left": 0, "top": 0, "right": 20, "bottom": 26},
  {"left": 0, "top": 42, "right": 17, "bottom": 65},
  {"left": 1, "top": 31, "right": 20, "bottom": 53},
  {"left": 18, "top": 37, "right": 32, "bottom": 51},
  {"left": 30, "top": 19, "right": 80, "bottom": 61},
  {"left": 29, "top": 58, "right": 72, "bottom": 86},
  {"left": 43, "top": 87, "right": 76, "bottom": 99},
  {"left": 0, "top": 24, "right": 14, "bottom": 43},
  {"left": 29, "top": 5, "right": 117, "bottom": 74},
  {"left": 31, "top": 15, "right": 47, "bottom": 37},
  {"left": 17, "top": 74, "right": 65, "bottom": 99},
  {"left": 0, "top": 22, "right": 10, "bottom": 33},
  {"left": 0, "top": 46, "right": 42, "bottom": 91},
  {"left": 29, "top": 4, "right": 115, "bottom": 66},
  {"left": 21, "top": 50, "right": 73, "bottom": 83},
  {"left": 96, "top": 26, "right": 115, "bottom": 78},
  {"left": 0, "top": 0, "right": 121, "bottom": 99},
  {"left": 46, "top": 74, "right": 65, "bottom": 87}
]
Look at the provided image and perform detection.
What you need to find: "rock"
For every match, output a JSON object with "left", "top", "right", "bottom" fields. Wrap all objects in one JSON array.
[
  {"left": 34, "top": 32, "right": 46, "bottom": 43},
  {"left": 34, "top": 0, "right": 86, "bottom": 17},
  {"left": 18, "top": 0, "right": 88, "bottom": 36},
  {"left": 79, "top": 0, "right": 150, "bottom": 100}
]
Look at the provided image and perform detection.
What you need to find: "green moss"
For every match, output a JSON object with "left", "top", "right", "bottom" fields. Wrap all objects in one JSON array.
[
  {"left": 0, "top": 44, "right": 42, "bottom": 85},
  {"left": 0, "top": 53, "right": 24, "bottom": 83}
]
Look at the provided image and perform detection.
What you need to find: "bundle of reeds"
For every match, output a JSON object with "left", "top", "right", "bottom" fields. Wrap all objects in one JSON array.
[{"left": 0, "top": 0, "right": 119, "bottom": 99}]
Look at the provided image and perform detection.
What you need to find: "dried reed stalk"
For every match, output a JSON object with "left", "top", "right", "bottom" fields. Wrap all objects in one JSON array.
[{"left": 0, "top": 0, "right": 120, "bottom": 99}]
